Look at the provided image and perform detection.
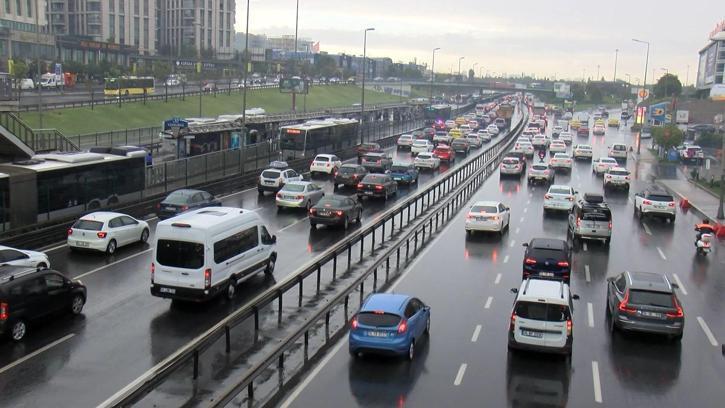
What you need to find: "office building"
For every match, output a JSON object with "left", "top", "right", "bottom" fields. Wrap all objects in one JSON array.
[
  {"left": 696, "top": 20, "right": 725, "bottom": 92},
  {"left": 0, "top": 0, "right": 55, "bottom": 68},
  {"left": 159, "top": 0, "right": 235, "bottom": 60}
]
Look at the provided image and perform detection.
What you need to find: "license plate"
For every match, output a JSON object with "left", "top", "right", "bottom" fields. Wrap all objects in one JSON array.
[
  {"left": 160, "top": 287, "right": 176, "bottom": 294},
  {"left": 640, "top": 311, "right": 662, "bottom": 318},
  {"left": 165, "top": 206, "right": 175, "bottom": 211},
  {"left": 319, "top": 211, "right": 330, "bottom": 216},
  {"left": 75, "top": 241, "right": 89, "bottom": 247},
  {"left": 393, "top": 177, "right": 402, "bottom": 181},
  {"left": 367, "top": 331, "right": 388, "bottom": 337},
  {"left": 655, "top": 205, "right": 666, "bottom": 209},
  {"left": 540, "top": 272, "right": 554, "bottom": 277},
  {"left": 521, "top": 329, "right": 543, "bottom": 338},
  {"left": 265, "top": 181, "right": 275, "bottom": 185},
  {"left": 365, "top": 191, "right": 374, "bottom": 195}
]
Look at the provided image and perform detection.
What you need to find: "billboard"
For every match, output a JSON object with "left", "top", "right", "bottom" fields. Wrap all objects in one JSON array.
[
  {"left": 279, "top": 77, "right": 309, "bottom": 94},
  {"left": 553, "top": 82, "right": 571, "bottom": 99},
  {"left": 704, "top": 45, "right": 717, "bottom": 84}
]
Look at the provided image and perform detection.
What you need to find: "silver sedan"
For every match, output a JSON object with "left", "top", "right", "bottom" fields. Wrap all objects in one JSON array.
[{"left": 276, "top": 181, "right": 325, "bottom": 210}]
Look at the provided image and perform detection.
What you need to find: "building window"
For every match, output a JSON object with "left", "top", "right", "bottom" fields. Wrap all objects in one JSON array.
[
  {"left": 4, "top": 0, "right": 9, "bottom": 14},
  {"left": 218, "top": 30, "right": 222, "bottom": 46},
  {"left": 226, "top": 30, "right": 230, "bottom": 48},
  {"left": 207, "top": 13, "right": 211, "bottom": 26},
  {"left": 143, "top": 18, "right": 149, "bottom": 49},
  {"left": 134, "top": 17, "right": 140, "bottom": 46},
  {"left": 110, "top": 0, "right": 115, "bottom": 10},
  {"left": 15, "top": 0, "right": 21, "bottom": 16},
  {"left": 134, "top": 0, "right": 139, "bottom": 14},
  {"left": 120, "top": 0, "right": 124, "bottom": 13},
  {"left": 25, "top": 0, "right": 31, "bottom": 17},
  {"left": 143, "top": 0, "right": 148, "bottom": 16},
  {"left": 119, "top": 15, "right": 125, "bottom": 43},
  {"left": 109, "top": 14, "right": 115, "bottom": 39}
]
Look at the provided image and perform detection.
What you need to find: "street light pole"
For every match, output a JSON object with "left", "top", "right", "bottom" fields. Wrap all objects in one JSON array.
[
  {"left": 458, "top": 57, "right": 464, "bottom": 81},
  {"left": 359, "top": 27, "right": 375, "bottom": 144},
  {"left": 292, "top": 0, "right": 299, "bottom": 112},
  {"left": 242, "top": 0, "right": 250, "bottom": 134},
  {"left": 633, "top": 38, "right": 650, "bottom": 154},
  {"left": 613, "top": 49, "right": 619, "bottom": 83},
  {"left": 429, "top": 47, "right": 440, "bottom": 106},
  {"left": 717, "top": 114, "right": 724, "bottom": 219},
  {"left": 35, "top": 0, "right": 43, "bottom": 128}
]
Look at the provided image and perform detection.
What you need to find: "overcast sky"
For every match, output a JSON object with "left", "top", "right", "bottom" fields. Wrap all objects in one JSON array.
[{"left": 235, "top": 0, "right": 723, "bottom": 84}]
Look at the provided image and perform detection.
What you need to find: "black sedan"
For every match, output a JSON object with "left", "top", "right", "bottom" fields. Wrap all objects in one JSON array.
[
  {"left": 357, "top": 174, "right": 398, "bottom": 200},
  {"left": 309, "top": 196, "right": 363, "bottom": 230},
  {"left": 156, "top": 189, "right": 221, "bottom": 219},
  {"left": 334, "top": 164, "right": 368, "bottom": 190}
]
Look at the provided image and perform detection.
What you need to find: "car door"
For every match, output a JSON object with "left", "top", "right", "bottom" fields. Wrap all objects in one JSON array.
[
  {"left": 404, "top": 301, "right": 420, "bottom": 338},
  {"left": 411, "top": 298, "right": 428, "bottom": 337},
  {"left": 121, "top": 216, "right": 141, "bottom": 245},
  {"left": 22, "top": 277, "right": 49, "bottom": 319},
  {"left": 258, "top": 226, "right": 276, "bottom": 266},
  {"left": 499, "top": 204, "right": 510, "bottom": 226},
  {"left": 0, "top": 249, "right": 31, "bottom": 267},
  {"left": 107, "top": 217, "right": 128, "bottom": 246},
  {"left": 608, "top": 274, "right": 626, "bottom": 313},
  {"left": 44, "top": 272, "right": 70, "bottom": 313}
]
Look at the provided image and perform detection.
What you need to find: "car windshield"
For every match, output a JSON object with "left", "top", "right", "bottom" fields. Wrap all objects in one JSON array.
[
  {"left": 503, "top": 158, "right": 519, "bottom": 165},
  {"left": 413, "top": 140, "right": 428, "bottom": 146},
  {"left": 648, "top": 194, "right": 674, "bottom": 202},
  {"left": 364, "top": 175, "right": 387, "bottom": 183},
  {"left": 164, "top": 191, "right": 193, "bottom": 204},
  {"left": 261, "top": 170, "right": 281, "bottom": 179},
  {"left": 514, "top": 301, "right": 571, "bottom": 322},
  {"left": 156, "top": 240, "right": 204, "bottom": 269},
  {"left": 418, "top": 154, "right": 432, "bottom": 159},
  {"left": 281, "top": 184, "right": 306, "bottom": 192},
  {"left": 73, "top": 219, "right": 104, "bottom": 231},
  {"left": 471, "top": 205, "right": 497, "bottom": 213},
  {"left": 609, "top": 169, "right": 629, "bottom": 176},
  {"left": 602, "top": 159, "right": 617, "bottom": 164},
  {"left": 582, "top": 208, "right": 611, "bottom": 221},
  {"left": 554, "top": 154, "right": 568, "bottom": 158},
  {"left": 391, "top": 165, "right": 410, "bottom": 172},
  {"left": 612, "top": 145, "right": 626, "bottom": 151},
  {"left": 629, "top": 290, "right": 675, "bottom": 308},
  {"left": 532, "top": 165, "right": 548, "bottom": 171},
  {"left": 400, "top": 135, "right": 412, "bottom": 140},
  {"left": 357, "top": 312, "right": 401, "bottom": 327},
  {"left": 314, "top": 156, "right": 330, "bottom": 162},
  {"left": 338, "top": 166, "right": 357, "bottom": 174},
  {"left": 549, "top": 187, "right": 571, "bottom": 195},
  {"left": 318, "top": 198, "right": 346, "bottom": 207}
]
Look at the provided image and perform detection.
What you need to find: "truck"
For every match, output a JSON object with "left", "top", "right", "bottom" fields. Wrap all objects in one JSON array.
[
  {"left": 497, "top": 103, "right": 515, "bottom": 126},
  {"left": 39, "top": 73, "right": 64, "bottom": 89},
  {"left": 532, "top": 102, "right": 546, "bottom": 116}
]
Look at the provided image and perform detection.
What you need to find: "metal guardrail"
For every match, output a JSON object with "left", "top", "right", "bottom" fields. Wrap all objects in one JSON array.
[{"left": 99, "top": 98, "right": 520, "bottom": 407}]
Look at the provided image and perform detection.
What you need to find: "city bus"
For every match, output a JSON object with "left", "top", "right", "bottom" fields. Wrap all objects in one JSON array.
[
  {"left": 424, "top": 105, "right": 452, "bottom": 123},
  {"left": 104, "top": 76, "right": 155, "bottom": 96},
  {"left": 279, "top": 118, "right": 359, "bottom": 159},
  {"left": 0, "top": 152, "right": 146, "bottom": 228}
]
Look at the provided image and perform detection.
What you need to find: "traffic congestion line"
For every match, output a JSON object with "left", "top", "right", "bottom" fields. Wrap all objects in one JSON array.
[
  {"left": 591, "top": 360, "right": 603, "bottom": 404},
  {"left": 453, "top": 363, "right": 467, "bottom": 386},
  {"left": 672, "top": 273, "right": 688, "bottom": 295},
  {"left": 696, "top": 317, "right": 719, "bottom": 347},
  {"left": 471, "top": 325, "right": 482, "bottom": 342},
  {"left": 0, "top": 333, "right": 76, "bottom": 375}
]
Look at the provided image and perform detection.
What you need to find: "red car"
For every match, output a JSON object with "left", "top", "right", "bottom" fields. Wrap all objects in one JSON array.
[
  {"left": 433, "top": 145, "right": 455, "bottom": 162},
  {"left": 577, "top": 125, "right": 590, "bottom": 137},
  {"left": 356, "top": 142, "right": 383, "bottom": 160}
]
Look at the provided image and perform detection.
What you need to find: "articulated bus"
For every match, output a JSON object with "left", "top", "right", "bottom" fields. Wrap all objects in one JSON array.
[
  {"left": 279, "top": 118, "right": 359, "bottom": 159},
  {"left": 104, "top": 76, "right": 155, "bottom": 97},
  {"left": 0, "top": 152, "right": 145, "bottom": 229}
]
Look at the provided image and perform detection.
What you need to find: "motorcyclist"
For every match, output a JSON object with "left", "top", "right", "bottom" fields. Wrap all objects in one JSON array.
[
  {"left": 538, "top": 149, "right": 546, "bottom": 162},
  {"left": 695, "top": 219, "right": 717, "bottom": 243}
]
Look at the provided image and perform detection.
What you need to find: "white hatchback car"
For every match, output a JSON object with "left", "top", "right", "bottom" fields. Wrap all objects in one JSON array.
[
  {"left": 414, "top": 152, "right": 440, "bottom": 170},
  {"left": 543, "top": 185, "right": 577, "bottom": 212},
  {"left": 549, "top": 141, "right": 567, "bottom": 154},
  {"left": 486, "top": 124, "right": 500, "bottom": 135},
  {"left": 397, "top": 134, "right": 414, "bottom": 150},
  {"left": 68, "top": 212, "right": 150, "bottom": 254},
  {"left": 513, "top": 141, "right": 535, "bottom": 157},
  {"left": 608, "top": 143, "right": 628, "bottom": 161},
  {"left": 411, "top": 139, "right": 434, "bottom": 156},
  {"left": 0, "top": 245, "right": 50, "bottom": 270},
  {"left": 465, "top": 201, "right": 511, "bottom": 235},
  {"left": 592, "top": 157, "right": 619, "bottom": 175},
  {"left": 309, "top": 154, "right": 342, "bottom": 176},
  {"left": 573, "top": 144, "right": 593, "bottom": 160}
]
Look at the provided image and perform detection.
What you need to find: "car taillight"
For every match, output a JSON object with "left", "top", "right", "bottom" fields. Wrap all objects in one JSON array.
[
  {"left": 668, "top": 202, "right": 675, "bottom": 207},
  {"left": 67, "top": 228, "right": 73, "bottom": 236},
  {"left": 326, "top": 163, "right": 330, "bottom": 167},
  {"left": 605, "top": 174, "right": 612, "bottom": 179},
  {"left": 525, "top": 258, "right": 537, "bottom": 265},
  {"left": 151, "top": 262, "right": 155, "bottom": 283},
  {"left": 557, "top": 261, "right": 569, "bottom": 267},
  {"left": 296, "top": 195, "right": 304, "bottom": 200},
  {"left": 543, "top": 170, "right": 550, "bottom": 175},
  {"left": 567, "top": 196, "right": 574, "bottom": 201},
  {"left": 466, "top": 214, "right": 475, "bottom": 219},
  {"left": 618, "top": 290, "right": 636, "bottom": 313},
  {"left": 276, "top": 193, "right": 282, "bottom": 199},
  {"left": 544, "top": 194, "right": 552, "bottom": 199},
  {"left": 608, "top": 221, "right": 612, "bottom": 229},
  {"left": 491, "top": 215, "right": 500, "bottom": 221},
  {"left": 334, "top": 210, "right": 344, "bottom": 217},
  {"left": 625, "top": 176, "right": 630, "bottom": 180},
  {"left": 357, "top": 183, "right": 364, "bottom": 189},
  {"left": 375, "top": 185, "right": 384, "bottom": 190},
  {"left": 397, "top": 319, "right": 408, "bottom": 334},
  {"left": 509, "top": 312, "right": 516, "bottom": 330},
  {"left": 97, "top": 232, "right": 107, "bottom": 239},
  {"left": 643, "top": 199, "right": 652, "bottom": 205},
  {"left": 181, "top": 205, "right": 189, "bottom": 211},
  {"left": 566, "top": 319, "right": 572, "bottom": 336},
  {"left": 204, "top": 268, "right": 212, "bottom": 289},
  {"left": 156, "top": 203, "right": 161, "bottom": 209},
  {"left": 309, "top": 208, "right": 317, "bottom": 215},
  {"left": 0, "top": 302, "right": 8, "bottom": 321},
  {"left": 666, "top": 298, "right": 684, "bottom": 318},
  {"left": 351, "top": 315, "right": 359, "bottom": 330}
]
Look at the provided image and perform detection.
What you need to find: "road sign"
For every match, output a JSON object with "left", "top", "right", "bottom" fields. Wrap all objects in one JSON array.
[
  {"left": 638, "top": 89, "right": 649, "bottom": 98},
  {"left": 714, "top": 113, "right": 723, "bottom": 124}
]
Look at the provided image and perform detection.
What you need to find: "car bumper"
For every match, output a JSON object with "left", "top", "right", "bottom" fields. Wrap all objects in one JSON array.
[
  {"left": 508, "top": 331, "right": 572, "bottom": 355},
  {"left": 310, "top": 215, "right": 346, "bottom": 225},
  {"left": 362, "top": 166, "right": 387, "bottom": 173},
  {"left": 391, "top": 175, "right": 414, "bottom": 183},
  {"left": 151, "top": 283, "right": 222, "bottom": 302},
  {"left": 605, "top": 180, "right": 629, "bottom": 188},
  {"left": 397, "top": 144, "right": 413, "bottom": 149},
  {"left": 349, "top": 332, "right": 409, "bottom": 356},
  {"left": 543, "top": 201, "right": 573, "bottom": 211},
  {"left": 501, "top": 168, "right": 523, "bottom": 175},
  {"left": 614, "top": 315, "right": 684, "bottom": 336},
  {"left": 335, "top": 178, "right": 359, "bottom": 187},
  {"left": 522, "top": 267, "right": 570, "bottom": 282},
  {"left": 276, "top": 199, "right": 307, "bottom": 208},
  {"left": 258, "top": 183, "right": 282, "bottom": 192},
  {"left": 528, "top": 175, "right": 552, "bottom": 182},
  {"left": 641, "top": 208, "right": 676, "bottom": 217},
  {"left": 466, "top": 220, "right": 503, "bottom": 232},
  {"left": 67, "top": 238, "right": 108, "bottom": 251},
  {"left": 574, "top": 154, "right": 592, "bottom": 160},
  {"left": 550, "top": 163, "right": 572, "bottom": 169},
  {"left": 310, "top": 166, "right": 335, "bottom": 174},
  {"left": 415, "top": 162, "right": 437, "bottom": 169},
  {"left": 358, "top": 190, "right": 387, "bottom": 198}
]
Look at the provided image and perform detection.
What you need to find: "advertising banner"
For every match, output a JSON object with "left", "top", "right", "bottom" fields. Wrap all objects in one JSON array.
[{"left": 279, "top": 77, "right": 309, "bottom": 94}]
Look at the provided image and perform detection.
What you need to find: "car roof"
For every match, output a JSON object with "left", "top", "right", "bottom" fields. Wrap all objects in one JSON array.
[
  {"left": 0, "top": 265, "right": 41, "bottom": 284},
  {"left": 314, "top": 154, "right": 336, "bottom": 158},
  {"left": 365, "top": 152, "right": 385, "bottom": 156},
  {"left": 361, "top": 293, "right": 411, "bottom": 314},
  {"left": 553, "top": 153, "right": 570, "bottom": 157},
  {"left": 576, "top": 144, "right": 592, "bottom": 148},
  {"left": 472, "top": 200, "right": 502, "bottom": 207},
  {"left": 79, "top": 211, "right": 128, "bottom": 221},
  {"left": 517, "top": 279, "right": 571, "bottom": 305},
  {"left": 529, "top": 238, "right": 568, "bottom": 251},
  {"left": 626, "top": 271, "right": 673, "bottom": 292},
  {"left": 170, "top": 188, "right": 205, "bottom": 195},
  {"left": 282, "top": 181, "right": 312, "bottom": 187}
]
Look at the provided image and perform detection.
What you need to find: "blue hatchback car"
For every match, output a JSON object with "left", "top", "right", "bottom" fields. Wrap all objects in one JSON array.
[
  {"left": 349, "top": 293, "right": 430, "bottom": 360},
  {"left": 389, "top": 163, "right": 419, "bottom": 185}
]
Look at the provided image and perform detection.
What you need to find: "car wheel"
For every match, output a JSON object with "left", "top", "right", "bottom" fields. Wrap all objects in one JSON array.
[
  {"left": 10, "top": 320, "right": 26, "bottom": 341},
  {"left": 604, "top": 238, "right": 611, "bottom": 247},
  {"left": 608, "top": 313, "right": 617, "bottom": 334},
  {"left": 36, "top": 262, "right": 47, "bottom": 270},
  {"left": 407, "top": 340, "right": 415, "bottom": 361},
  {"left": 264, "top": 255, "right": 276, "bottom": 275},
  {"left": 70, "top": 294, "right": 85, "bottom": 315},
  {"left": 140, "top": 228, "right": 150, "bottom": 243},
  {"left": 226, "top": 279, "right": 236, "bottom": 300},
  {"left": 106, "top": 239, "right": 117, "bottom": 255},
  {"left": 638, "top": 207, "right": 644, "bottom": 220},
  {"left": 310, "top": 222, "right": 317, "bottom": 229}
]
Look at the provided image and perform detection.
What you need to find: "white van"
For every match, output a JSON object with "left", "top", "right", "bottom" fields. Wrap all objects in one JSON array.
[{"left": 151, "top": 207, "right": 277, "bottom": 302}]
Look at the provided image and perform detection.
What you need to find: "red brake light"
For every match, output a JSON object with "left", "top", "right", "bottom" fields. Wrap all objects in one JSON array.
[
  {"left": 309, "top": 208, "right": 317, "bottom": 215},
  {"left": 509, "top": 312, "right": 516, "bottom": 330},
  {"left": 151, "top": 262, "right": 155, "bottom": 283},
  {"left": 544, "top": 194, "right": 553, "bottom": 199},
  {"left": 97, "top": 231, "right": 107, "bottom": 239},
  {"left": 567, "top": 196, "right": 574, "bottom": 201},
  {"left": 666, "top": 297, "right": 684, "bottom": 318},
  {"left": 643, "top": 199, "right": 652, "bottom": 205},
  {"left": 566, "top": 319, "right": 572, "bottom": 336},
  {"left": 668, "top": 202, "right": 675, "bottom": 207},
  {"left": 576, "top": 217, "right": 581, "bottom": 227},
  {"left": 181, "top": 205, "right": 189, "bottom": 211},
  {"left": 357, "top": 183, "right": 364, "bottom": 189},
  {"left": 67, "top": 228, "right": 73, "bottom": 236},
  {"left": 0, "top": 302, "right": 8, "bottom": 321},
  {"left": 557, "top": 261, "right": 570, "bottom": 267},
  {"left": 204, "top": 268, "right": 212, "bottom": 289},
  {"left": 351, "top": 315, "right": 359, "bottom": 330},
  {"left": 618, "top": 290, "right": 636, "bottom": 313},
  {"left": 156, "top": 203, "right": 161, "bottom": 209},
  {"left": 276, "top": 193, "right": 282, "bottom": 199},
  {"left": 525, "top": 258, "right": 537, "bottom": 265},
  {"left": 608, "top": 221, "right": 613, "bottom": 229},
  {"left": 334, "top": 210, "right": 344, "bottom": 217},
  {"left": 296, "top": 195, "right": 304, "bottom": 200},
  {"left": 397, "top": 319, "right": 408, "bottom": 334},
  {"left": 375, "top": 185, "right": 384, "bottom": 190}
]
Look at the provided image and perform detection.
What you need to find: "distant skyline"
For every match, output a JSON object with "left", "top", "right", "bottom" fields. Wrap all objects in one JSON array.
[{"left": 235, "top": 0, "right": 723, "bottom": 84}]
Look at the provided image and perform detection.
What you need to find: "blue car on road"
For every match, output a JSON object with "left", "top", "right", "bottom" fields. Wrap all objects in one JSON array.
[
  {"left": 349, "top": 293, "right": 430, "bottom": 360},
  {"left": 389, "top": 163, "right": 419, "bottom": 185}
]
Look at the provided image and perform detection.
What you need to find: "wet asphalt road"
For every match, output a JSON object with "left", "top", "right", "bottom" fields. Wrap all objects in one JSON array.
[
  {"left": 281, "top": 112, "right": 725, "bottom": 408},
  {"left": 0, "top": 113, "right": 520, "bottom": 407}
]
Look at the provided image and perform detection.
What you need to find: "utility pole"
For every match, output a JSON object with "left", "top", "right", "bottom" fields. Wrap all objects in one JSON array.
[
  {"left": 429, "top": 47, "right": 440, "bottom": 106},
  {"left": 241, "top": 0, "right": 250, "bottom": 140},
  {"left": 458, "top": 57, "right": 464, "bottom": 81},
  {"left": 359, "top": 27, "right": 375, "bottom": 144},
  {"left": 292, "top": 0, "right": 299, "bottom": 112},
  {"left": 597, "top": 65, "right": 600, "bottom": 80},
  {"left": 633, "top": 38, "right": 650, "bottom": 155},
  {"left": 613, "top": 49, "right": 619, "bottom": 83},
  {"left": 35, "top": 0, "right": 43, "bottom": 128}
]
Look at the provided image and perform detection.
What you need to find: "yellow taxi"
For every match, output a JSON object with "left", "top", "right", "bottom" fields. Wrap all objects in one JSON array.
[
  {"left": 455, "top": 116, "right": 467, "bottom": 126},
  {"left": 569, "top": 120, "right": 581, "bottom": 130},
  {"left": 448, "top": 128, "right": 463, "bottom": 139},
  {"left": 594, "top": 119, "right": 605, "bottom": 127},
  {"left": 607, "top": 118, "right": 620, "bottom": 127}
]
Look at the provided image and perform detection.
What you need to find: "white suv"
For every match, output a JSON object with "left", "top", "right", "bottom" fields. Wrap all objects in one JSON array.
[
  {"left": 397, "top": 134, "right": 414, "bottom": 150},
  {"left": 608, "top": 143, "right": 628, "bottom": 161},
  {"left": 604, "top": 167, "right": 630, "bottom": 190},
  {"left": 592, "top": 157, "right": 618, "bottom": 175},
  {"left": 634, "top": 186, "right": 677, "bottom": 221},
  {"left": 258, "top": 162, "right": 303, "bottom": 193},
  {"left": 309, "top": 154, "right": 342, "bottom": 176},
  {"left": 508, "top": 278, "right": 578, "bottom": 357}
]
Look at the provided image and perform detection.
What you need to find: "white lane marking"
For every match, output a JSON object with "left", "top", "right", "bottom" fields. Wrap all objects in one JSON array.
[
  {"left": 0, "top": 333, "right": 75, "bottom": 375},
  {"left": 503, "top": 255, "right": 509, "bottom": 264},
  {"left": 642, "top": 222, "right": 652, "bottom": 236},
  {"left": 494, "top": 273, "right": 502, "bottom": 284},
  {"left": 74, "top": 249, "right": 152, "bottom": 280},
  {"left": 592, "top": 361, "right": 603, "bottom": 404},
  {"left": 471, "top": 325, "right": 482, "bottom": 342},
  {"left": 514, "top": 227, "right": 520, "bottom": 234},
  {"left": 519, "top": 216, "right": 525, "bottom": 223},
  {"left": 585, "top": 265, "right": 591, "bottom": 283},
  {"left": 43, "top": 242, "right": 69, "bottom": 253},
  {"left": 672, "top": 274, "right": 688, "bottom": 296},
  {"left": 583, "top": 242, "right": 588, "bottom": 251},
  {"left": 218, "top": 185, "right": 257, "bottom": 200},
  {"left": 523, "top": 207, "right": 528, "bottom": 213},
  {"left": 526, "top": 200, "right": 531, "bottom": 205},
  {"left": 276, "top": 216, "right": 309, "bottom": 233},
  {"left": 587, "top": 302, "right": 594, "bottom": 328},
  {"left": 484, "top": 296, "right": 493, "bottom": 309},
  {"left": 454, "top": 363, "right": 468, "bottom": 386},
  {"left": 697, "top": 317, "right": 719, "bottom": 347},
  {"left": 509, "top": 240, "right": 516, "bottom": 248},
  {"left": 656, "top": 247, "right": 667, "bottom": 260}
]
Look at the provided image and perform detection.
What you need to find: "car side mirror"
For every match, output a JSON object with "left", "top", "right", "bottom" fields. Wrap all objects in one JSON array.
[
  {"left": 522, "top": 242, "right": 529, "bottom": 247},
  {"left": 510, "top": 288, "right": 518, "bottom": 294},
  {"left": 572, "top": 294, "right": 580, "bottom": 300},
  {"left": 272, "top": 235, "right": 277, "bottom": 244}
]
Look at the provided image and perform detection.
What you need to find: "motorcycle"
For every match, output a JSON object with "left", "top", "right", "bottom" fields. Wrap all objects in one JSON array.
[{"left": 695, "top": 231, "right": 713, "bottom": 256}]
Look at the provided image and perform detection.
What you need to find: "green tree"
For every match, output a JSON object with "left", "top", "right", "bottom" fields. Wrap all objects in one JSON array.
[
  {"left": 468, "top": 69, "right": 475, "bottom": 80},
  {"left": 653, "top": 74, "right": 682, "bottom": 98},
  {"left": 11, "top": 59, "right": 28, "bottom": 79},
  {"left": 588, "top": 87, "right": 603, "bottom": 103},
  {"left": 316, "top": 54, "right": 339, "bottom": 78},
  {"left": 652, "top": 125, "right": 683, "bottom": 150},
  {"left": 152, "top": 61, "right": 171, "bottom": 80}
]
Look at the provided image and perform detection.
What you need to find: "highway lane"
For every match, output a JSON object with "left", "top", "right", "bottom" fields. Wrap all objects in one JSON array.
[
  {"left": 0, "top": 110, "right": 521, "bottom": 407},
  {"left": 283, "top": 110, "right": 725, "bottom": 408}
]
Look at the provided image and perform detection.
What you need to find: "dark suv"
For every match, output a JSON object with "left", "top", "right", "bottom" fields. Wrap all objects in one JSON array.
[
  {"left": 0, "top": 266, "right": 87, "bottom": 341},
  {"left": 606, "top": 271, "right": 684, "bottom": 341},
  {"left": 522, "top": 238, "right": 572, "bottom": 283}
]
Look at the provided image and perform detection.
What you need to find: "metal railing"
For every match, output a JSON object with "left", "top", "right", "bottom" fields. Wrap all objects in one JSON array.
[
  {"left": 0, "top": 112, "right": 79, "bottom": 152},
  {"left": 100, "top": 102, "right": 523, "bottom": 407}
]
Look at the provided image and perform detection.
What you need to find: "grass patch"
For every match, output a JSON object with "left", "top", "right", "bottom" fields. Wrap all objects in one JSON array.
[
  {"left": 695, "top": 179, "right": 723, "bottom": 198},
  {"left": 19, "top": 85, "right": 402, "bottom": 136}
]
